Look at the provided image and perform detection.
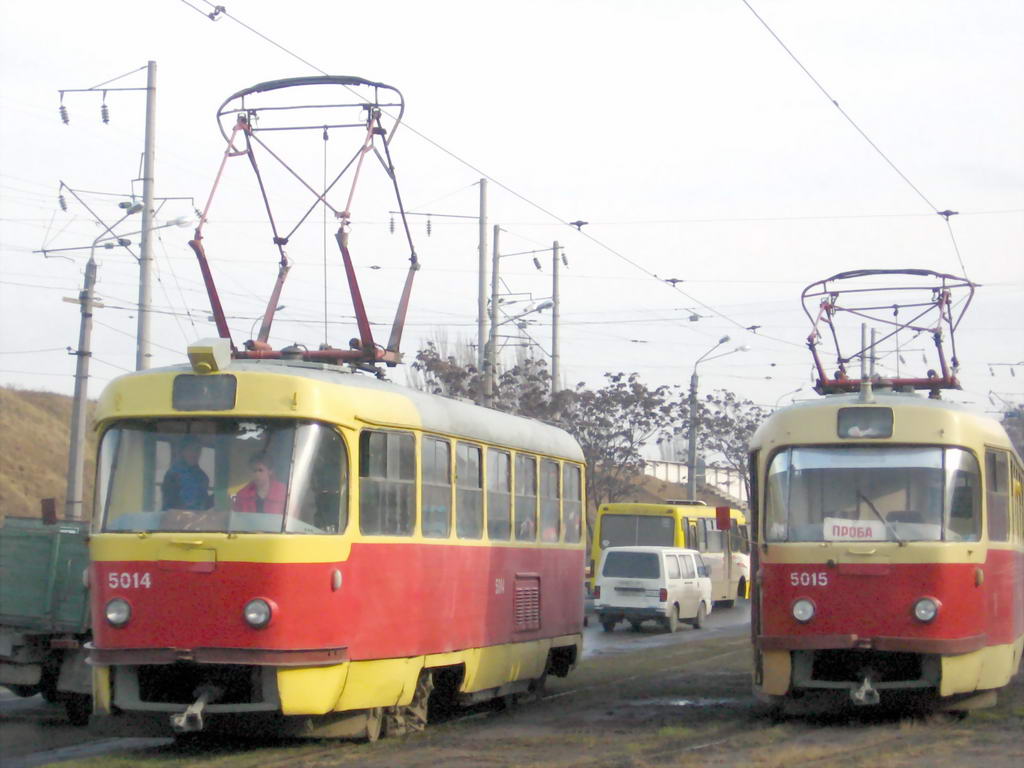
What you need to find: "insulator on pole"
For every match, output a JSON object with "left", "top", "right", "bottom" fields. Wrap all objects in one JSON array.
[
  {"left": 59, "top": 104, "right": 69, "bottom": 125},
  {"left": 389, "top": 216, "right": 395, "bottom": 234},
  {"left": 101, "top": 102, "right": 110, "bottom": 124},
  {"left": 59, "top": 194, "right": 68, "bottom": 212},
  {"left": 426, "top": 217, "right": 432, "bottom": 237}
]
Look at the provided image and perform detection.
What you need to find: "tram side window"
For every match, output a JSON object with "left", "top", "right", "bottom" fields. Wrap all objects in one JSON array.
[
  {"left": 1013, "top": 463, "right": 1024, "bottom": 544},
  {"left": 563, "top": 464, "right": 583, "bottom": 543},
  {"left": 359, "top": 430, "right": 415, "bottom": 536},
  {"left": 986, "top": 449, "right": 1010, "bottom": 542},
  {"left": 540, "top": 459, "right": 561, "bottom": 542},
  {"left": 422, "top": 437, "right": 452, "bottom": 538},
  {"left": 486, "top": 449, "right": 511, "bottom": 541},
  {"left": 285, "top": 423, "right": 348, "bottom": 534},
  {"left": 456, "top": 442, "right": 483, "bottom": 539},
  {"left": 515, "top": 454, "right": 537, "bottom": 541}
]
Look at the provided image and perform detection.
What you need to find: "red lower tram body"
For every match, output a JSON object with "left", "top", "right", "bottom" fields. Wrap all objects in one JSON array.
[
  {"left": 89, "top": 540, "right": 583, "bottom": 734},
  {"left": 754, "top": 547, "right": 1024, "bottom": 709}
]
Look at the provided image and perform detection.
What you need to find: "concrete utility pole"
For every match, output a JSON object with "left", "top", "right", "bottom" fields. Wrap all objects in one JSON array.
[
  {"left": 64, "top": 258, "right": 98, "bottom": 520},
  {"left": 686, "top": 369, "right": 701, "bottom": 502},
  {"left": 551, "top": 241, "right": 560, "bottom": 393},
  {"left": 476, "top": 178, "right": 488, "bottom": 383},
  {"left": 135, "top": 60, "right": 157, "bottom": 371},
  {"left": 485, "top": 224, "right": 501, "bottom": 405}
]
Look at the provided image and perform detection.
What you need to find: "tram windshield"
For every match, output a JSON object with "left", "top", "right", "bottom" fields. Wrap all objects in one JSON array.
[
  {"left": 765, "top": 446, "right": 980, "bottom": 543},
  {"left": 96, "top": 419, "right": 348, "bottom": 534}
]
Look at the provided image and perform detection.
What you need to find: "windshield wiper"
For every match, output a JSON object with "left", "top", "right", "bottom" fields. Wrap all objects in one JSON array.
[{"left": 857, "top": 492, "right": 904, "bottom": 545}]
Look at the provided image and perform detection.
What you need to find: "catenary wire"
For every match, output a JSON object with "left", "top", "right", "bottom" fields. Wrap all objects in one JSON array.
[{"left": 178, "top": 0, "right": 801, "bottom": 349}]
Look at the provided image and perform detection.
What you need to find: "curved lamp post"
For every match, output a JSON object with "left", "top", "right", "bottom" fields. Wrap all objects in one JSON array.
[{"left": 686, "top": 336, "right": 749, "bottom": 500}]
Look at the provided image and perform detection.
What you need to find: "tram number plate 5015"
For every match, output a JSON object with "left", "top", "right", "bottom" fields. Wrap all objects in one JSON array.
[
  {"left": 108, "top": 572, "right": 152, "bottom": 589},
  {"left": 789, "top": 571, "right": 829, "bottom": 587}
]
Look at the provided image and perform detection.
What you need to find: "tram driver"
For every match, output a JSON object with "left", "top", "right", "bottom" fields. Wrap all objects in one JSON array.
[{"left": 161, "top": 437, "right": 211, "bottom": 511}]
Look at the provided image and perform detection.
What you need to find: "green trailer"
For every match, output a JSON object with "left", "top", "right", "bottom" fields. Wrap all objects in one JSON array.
[{"left": 0, "top": 516, "right": 92, "bottom": 724}]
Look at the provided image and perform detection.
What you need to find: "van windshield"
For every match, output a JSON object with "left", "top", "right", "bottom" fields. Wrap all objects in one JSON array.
[{"left": 602, "top": 551, "right": 660, "bottom": 579}]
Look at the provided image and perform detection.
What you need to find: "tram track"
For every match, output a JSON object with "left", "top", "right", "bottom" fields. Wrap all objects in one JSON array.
[{"left": 15, "top": 627, "right": 1021, "bottom": 768}]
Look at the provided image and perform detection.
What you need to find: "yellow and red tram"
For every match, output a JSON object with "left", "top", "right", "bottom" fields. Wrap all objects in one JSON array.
[
  {"left": 749, "top": 388, "right": 1024, "bottom": 711},
  {"left": 87, "top": 341, "right": 586, "bottom": 738}
]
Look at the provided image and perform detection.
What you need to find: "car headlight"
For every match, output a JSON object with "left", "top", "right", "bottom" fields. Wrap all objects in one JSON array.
[
  {"left": 792, "top": 598, "right": 815, "bottom": 623},
  {"left": 913, "top": 597, "right": 940, "bottom": 623},
  {"left": 243, "top": 598, "right": 273, "bottom": 629},
  {"left": 105, "top": 598, "right": 131, "bottom": 627}
]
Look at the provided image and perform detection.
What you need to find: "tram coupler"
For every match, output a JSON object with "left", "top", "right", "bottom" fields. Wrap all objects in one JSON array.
[
  {"left": 850, "top": 676, "right": 880, "bottom": 706},
  {"left": 170, "top": 685, "right": 222, "bottom": 733}
]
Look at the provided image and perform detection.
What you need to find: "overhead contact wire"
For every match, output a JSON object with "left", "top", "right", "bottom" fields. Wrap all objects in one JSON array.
[{"left": 181, "top": 0, "right": 791, "bottom": 346}]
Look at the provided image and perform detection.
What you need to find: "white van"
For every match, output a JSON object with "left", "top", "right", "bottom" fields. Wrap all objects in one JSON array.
[{"left": 594, "top": 546, "right": 712, "bottom": 633}]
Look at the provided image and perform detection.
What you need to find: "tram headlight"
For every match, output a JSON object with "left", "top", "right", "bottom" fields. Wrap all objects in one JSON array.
[
  {"left": 792, "top": 598, "right": 815, "bottom": 623},
  {"left": 913, "top": 597, "right": 940, "bottom": 623},
  {"left": 105, "top": 598, "right": 131, "bottom": 627},
  {"left": 243, "top": 598, "right": 274, "bottom": 629}
]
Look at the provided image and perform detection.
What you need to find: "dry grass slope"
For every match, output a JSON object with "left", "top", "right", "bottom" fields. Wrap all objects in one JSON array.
[{"left": 0, "top": 386, "right": 95, "bottom": 520}]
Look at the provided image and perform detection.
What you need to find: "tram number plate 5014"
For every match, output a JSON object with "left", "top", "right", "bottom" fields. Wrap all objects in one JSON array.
[
  {"left": 108, "top": 572, "right": 152, "bottom": 589},
  {"left": 790, "top": 571, "right": 829, "bottom": 587}
]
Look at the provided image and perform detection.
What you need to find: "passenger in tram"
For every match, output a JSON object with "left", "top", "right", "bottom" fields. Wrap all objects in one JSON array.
[
  {"left": 161, "top": 437, "right": 211, "bottom": 511},
  {"left": 233, "top": 455, "right": 287, "bottom": 515}
]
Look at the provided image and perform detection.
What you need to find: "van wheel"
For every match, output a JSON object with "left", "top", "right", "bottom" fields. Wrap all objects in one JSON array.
[
  {"left": 691, "top": 602, "right": 707, "bottom": 629},
  {"left": 601, "top": 620, "right": 616, "bottom": 632},
  {"left": 629, "top": 620, "right": 643, "bottom": 632},
  {"left": 666, "top": 606, "right": 679, "bottom": 633}
]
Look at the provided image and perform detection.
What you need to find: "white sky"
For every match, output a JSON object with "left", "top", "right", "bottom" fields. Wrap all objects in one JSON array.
[{"left": 1, "top": 0, "right": 1022, "bottom": 416}]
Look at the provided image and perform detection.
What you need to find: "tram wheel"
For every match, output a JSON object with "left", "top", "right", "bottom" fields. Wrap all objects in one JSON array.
[
  {"left": 601, "top": 620, "right": 616, "bottom": 632},
  {"left": 360, "top": 707, "right": 384, "bottom": 743},
  {"left": 8, "top": 684, "right": 40, "bottom": 698},
  {"left": 384, "top": 672, "right": 433, "bottom": 736},
  {"left": 666, "top": 606, "right": 679, "bottom": 633},
  {"left": 629, "top": 620, "right": 643, "bottom": 632}
]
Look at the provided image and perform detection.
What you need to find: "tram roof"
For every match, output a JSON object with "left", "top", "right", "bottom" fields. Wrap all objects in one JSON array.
[
  {"left": 103, "top": 358, "right": 584, "bottom": 462},
  {"left": 750, "top": 389, "right": 1017, "bottom": 456}
]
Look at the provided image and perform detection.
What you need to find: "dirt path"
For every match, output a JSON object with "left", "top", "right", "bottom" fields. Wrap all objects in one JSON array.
[{"left": 24, "top": 632, "right": 1024, "bottom": 768}]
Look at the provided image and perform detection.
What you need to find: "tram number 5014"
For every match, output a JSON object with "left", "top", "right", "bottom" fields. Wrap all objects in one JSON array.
[
  {"left": 790, "top": 571, "right": 829, "bottom": 587},
  {"left": 108, "top": 572, "right": 152, "bottom": 589}
]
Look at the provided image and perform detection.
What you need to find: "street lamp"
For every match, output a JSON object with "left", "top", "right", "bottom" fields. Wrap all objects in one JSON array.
[
  {"left": 686, "top": 336, "right": 749, "bottom": 500},
  {"left": 62, "top": 203, "right": 143, "bottom": 520},
  {"left": 774, "top": 386, "right": 803, "bottom": 409}
]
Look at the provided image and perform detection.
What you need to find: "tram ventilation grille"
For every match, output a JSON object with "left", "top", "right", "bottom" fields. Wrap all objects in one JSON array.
[{"left": 514, "top": 577, "right": 541, "bottom": 632}]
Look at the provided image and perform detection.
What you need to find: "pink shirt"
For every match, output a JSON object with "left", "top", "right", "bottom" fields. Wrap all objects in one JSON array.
[{"left": 233, "top": 480, "right": 286, "bottom": 515}]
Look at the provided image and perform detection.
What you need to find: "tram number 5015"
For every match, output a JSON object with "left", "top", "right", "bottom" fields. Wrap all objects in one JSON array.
[
  {"left": 108, "top": 572, "right": 152, "bottom": 589},
  {"left": 790, "top": 571, "right": 829, "bottom": 587}
]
